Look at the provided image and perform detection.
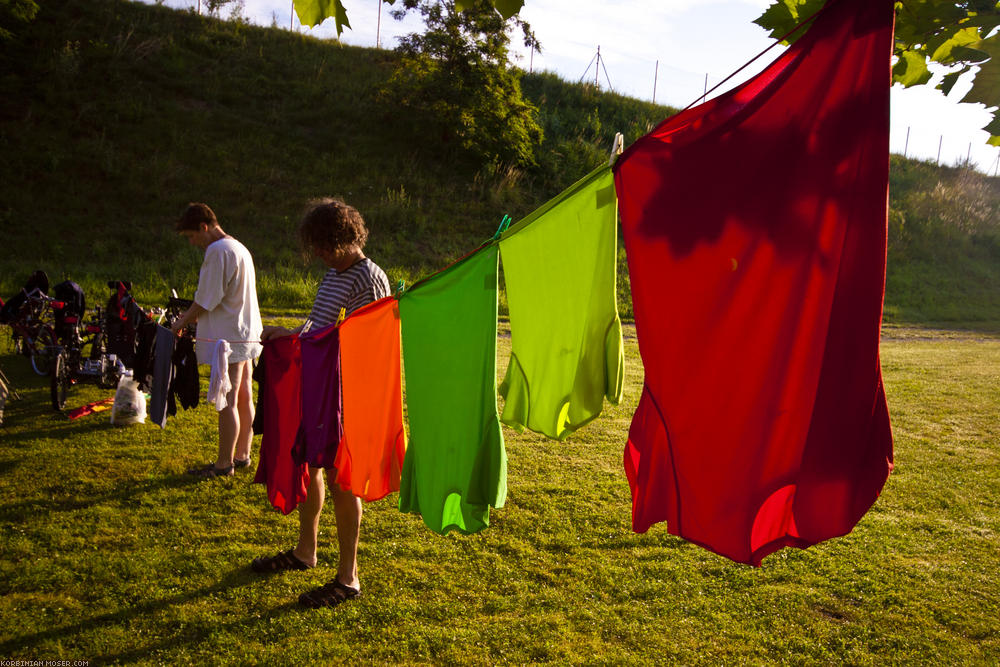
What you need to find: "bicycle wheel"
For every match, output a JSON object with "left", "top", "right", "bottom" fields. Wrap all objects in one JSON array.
[
  {"left": 51, "top": 349, "right": 70, "bottom": 411},
  {"left": 30, "top": 326, "right": 56, "bottom": 376},
  {"left": 89, "top": 332, "right": 106, "bottom": 360}
]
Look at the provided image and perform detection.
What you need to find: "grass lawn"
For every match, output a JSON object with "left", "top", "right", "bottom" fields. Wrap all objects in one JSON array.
[{"left": 0, "top": 323, "right": 998, "bottom": 664}]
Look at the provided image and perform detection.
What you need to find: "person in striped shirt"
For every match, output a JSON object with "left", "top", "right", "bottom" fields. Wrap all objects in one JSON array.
[{"left": 254, "top": 198, "right": 390, "bottom": 609}]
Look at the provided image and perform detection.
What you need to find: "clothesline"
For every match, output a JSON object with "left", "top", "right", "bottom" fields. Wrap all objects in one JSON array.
[
  {"left": 674, "top": 3, "right": 826, "bottom": 116},
  {"left": 165, "top": 0, "right": 893, "bottom": 566}
]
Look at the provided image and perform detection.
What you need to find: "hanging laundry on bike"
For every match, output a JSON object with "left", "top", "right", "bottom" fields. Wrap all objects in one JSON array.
[
  {"left": 0, "top": 270, "right": 49, "bottom": 324},
  {"left": 51, "top": 280, "right": 86, "bottom": 346},
  {"left": 103, "top": 280, "right": 151, "bottom": 368}
]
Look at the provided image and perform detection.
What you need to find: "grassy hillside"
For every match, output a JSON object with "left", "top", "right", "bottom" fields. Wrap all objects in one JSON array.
[
  {"left": 887, "top": 156, "right": 1000, "bottom": 325},
  {"left": 1, "top": 0, "right": 998, "bottom": 326}
]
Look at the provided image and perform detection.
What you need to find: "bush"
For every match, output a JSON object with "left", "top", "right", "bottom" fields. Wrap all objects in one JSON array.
[{"left": 384, "top": 0, "right": 543, "bottom": 169}]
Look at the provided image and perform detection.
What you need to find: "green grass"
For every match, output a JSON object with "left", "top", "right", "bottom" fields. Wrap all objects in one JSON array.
[{"left": 1, "top": 324, "right": 999, "bottom": 664}]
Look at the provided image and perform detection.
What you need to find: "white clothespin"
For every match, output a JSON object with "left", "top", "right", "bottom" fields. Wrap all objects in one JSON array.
[{"left": 609, "top": 131, "right": 624, "bottom": 167}]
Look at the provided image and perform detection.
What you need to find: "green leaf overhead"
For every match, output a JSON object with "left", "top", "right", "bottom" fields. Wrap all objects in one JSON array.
[
  {"left": 756, "top": 0, "right": 1000, "bottom": 147},
  {"left": 894, "top": 49, "right": 934, "bottom": 85},
  {"left": 293, "top": 0, "right": 351, "bottom": 33},
  {"left": 939, "top": 67, "right": 969, "bottom": 94},
  {"left": 295, "top": 0, "right": 523, "bottom": 34},
  {"left": 490, "top": 0, "right": 525, "bottom": 19}
]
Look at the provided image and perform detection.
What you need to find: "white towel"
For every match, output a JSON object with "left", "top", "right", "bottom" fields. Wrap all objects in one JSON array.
[{"left": 206, "top": 339, "right": 232, "bottom": 411}]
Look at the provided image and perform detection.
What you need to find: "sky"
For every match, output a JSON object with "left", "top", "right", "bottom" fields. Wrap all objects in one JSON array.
[{"left": 147, "top": 0, "right": 1000, "bottom": 174}]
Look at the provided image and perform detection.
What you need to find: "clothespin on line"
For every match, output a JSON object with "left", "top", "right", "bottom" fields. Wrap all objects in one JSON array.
[
  {"left": 491, "top": 214, "right": 513, "bottom": 241},
  {"left": 609, "top": 132, "right": 624, "bottom": 167}
]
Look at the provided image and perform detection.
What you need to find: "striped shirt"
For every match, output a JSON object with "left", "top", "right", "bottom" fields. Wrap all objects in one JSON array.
[{"left": 302, "top": 258, "right": 390, "bottom": 332}]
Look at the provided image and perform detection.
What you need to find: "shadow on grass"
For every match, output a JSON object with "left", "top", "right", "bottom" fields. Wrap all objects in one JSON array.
[
  {"left": 0, "top": 565, "right": 302, "bottom": 660},
  {"left": 92, "top": 600, "right": 304, "bottom": 666},
  {"left": 0, "top": 473, "right": 210, "bottom": 523}
]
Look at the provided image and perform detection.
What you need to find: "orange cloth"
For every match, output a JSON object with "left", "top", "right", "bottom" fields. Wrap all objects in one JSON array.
[{"left": 334, "top": 297, "right": 407, "bottom": 501}]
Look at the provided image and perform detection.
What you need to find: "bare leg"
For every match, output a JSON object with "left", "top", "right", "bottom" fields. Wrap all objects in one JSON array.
[
  {"left": 330, "top": 481, "right": 362, "bottom": 590},
  {"left": 215, "top": 360, "right": 248, "bottom": 469},
  {"left": 293, "top": 466, "right": 323, "bottom": 568},
  {"left": 234, "top": 361, "right": 254, "bottom": 462}
]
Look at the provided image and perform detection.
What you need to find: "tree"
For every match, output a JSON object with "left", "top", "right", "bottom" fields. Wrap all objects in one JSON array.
[
  {"left": 292, "top": 0, "right": 523, "bottom": 38},
  {"left": 0, "top": 0, "right": 39, "bottom": 41},
  {"left": 754, "top": 0, "right": 1000, "bottom": 146},
  {"left": 383, "top": 0, "right": 542, "bottom": 168}
]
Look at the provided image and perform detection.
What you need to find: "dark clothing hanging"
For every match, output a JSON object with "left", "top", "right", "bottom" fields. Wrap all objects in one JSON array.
[
  {"left": 168, "top": 336, "right": 199, "bottom": 415},
  {"left": 148, "top": 325, "right": 175, "bottom": 429}
]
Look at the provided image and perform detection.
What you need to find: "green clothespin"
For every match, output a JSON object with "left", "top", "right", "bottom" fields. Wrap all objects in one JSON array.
[
  {"left": 491, "top": 214, "right": 512, "bottom": 241},
  {"left": 394, "top": 279, "right": 406, "bottom": 298}
]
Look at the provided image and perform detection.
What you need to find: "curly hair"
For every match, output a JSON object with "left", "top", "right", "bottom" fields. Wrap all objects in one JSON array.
[{"left": 298, "top": 198, "right": 369, "bottom": 253}]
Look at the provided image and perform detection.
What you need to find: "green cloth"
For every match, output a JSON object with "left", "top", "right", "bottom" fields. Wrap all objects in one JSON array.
[
  {"left": 398, "top": 245, "right": 506, "bottom": 535},
  {"left": 498, "top": 165, "right": 624, "bottom": 440}
]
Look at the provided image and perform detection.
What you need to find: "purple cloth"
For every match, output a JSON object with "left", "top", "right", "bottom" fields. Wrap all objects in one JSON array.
[{"left": 293, "top": 321, "right": 343, "bottom": 469}]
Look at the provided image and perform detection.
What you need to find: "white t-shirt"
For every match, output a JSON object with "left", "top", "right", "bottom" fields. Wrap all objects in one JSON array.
[{"left": 194, "top": 237, "right": 263, "bottom": 365}]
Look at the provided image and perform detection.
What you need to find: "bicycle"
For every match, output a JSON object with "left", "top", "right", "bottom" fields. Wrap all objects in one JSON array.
[
  {"left": 49, "top": 303, "right": 126, "bottom": 411},
  {"left": 49, "top": 283, "right": 162, "bottom": 411},
  {"left": 3, "top": 288, "right": 57, "bottom": 376}
]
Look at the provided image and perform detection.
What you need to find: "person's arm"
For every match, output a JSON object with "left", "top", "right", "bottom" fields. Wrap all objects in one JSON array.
[
  {"left": 171, "top": 301, "right": 207, "bottom": 335},
  {"left": 260, "top": 323, "right": 304, "bottom": 341}
]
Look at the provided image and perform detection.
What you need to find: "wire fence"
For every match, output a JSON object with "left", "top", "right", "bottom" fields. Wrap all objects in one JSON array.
[{"left": 571, "top": 44, "right": 1000, "bottom": 177}]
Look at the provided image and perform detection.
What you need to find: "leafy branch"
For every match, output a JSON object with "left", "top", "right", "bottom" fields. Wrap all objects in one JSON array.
[
  {"left": 754, "top": 0, "right": 1000, "bottom": 146},
  {"left": 291, "top": 0, "right": 524, "bottom": 37}
]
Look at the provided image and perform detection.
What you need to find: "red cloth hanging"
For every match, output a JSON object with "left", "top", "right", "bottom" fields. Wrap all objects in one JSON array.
[
  {"left": 253, "top": 337, "right": 309, "bottom": 515},
  {"left": 613, "top": 0, "right": 895, "bottom": 565}
]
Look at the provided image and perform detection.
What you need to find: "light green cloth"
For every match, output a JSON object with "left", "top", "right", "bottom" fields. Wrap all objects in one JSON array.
[
  {"left": 398, "top": 245, "right": 506, "bottom": 535},
  {"left": 499, "top": 165, "right": 624, "bottom": 440}
]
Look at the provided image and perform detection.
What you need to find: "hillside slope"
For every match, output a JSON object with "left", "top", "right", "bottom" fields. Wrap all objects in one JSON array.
[{"left": 1, "top": 0, "right": 997, "bottom": 325}]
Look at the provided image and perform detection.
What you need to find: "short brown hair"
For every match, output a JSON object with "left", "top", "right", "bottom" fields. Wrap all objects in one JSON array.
[
  {"left": 298, "top": 198, "right": 369, "bottom": 253},
  {"left": 176, "top": 202, "right": 218, "bottom": 232}
]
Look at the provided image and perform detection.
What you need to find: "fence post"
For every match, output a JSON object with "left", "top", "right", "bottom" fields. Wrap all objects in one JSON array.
[
  {"left": 377, "top": 0, "right": 382, "bottom": 48},
  {"left": 937, "top": 135, "right": 943, "bottom": 165},
  {"left": 702, "top": 73, "right": 708, "bottom": 103},
  {"left": 290, "top": 0, "right": 294, "bottom": 30},
  {"left": 653, "top": 60, "right": 659, "bottom": 104},
  {"left": 903, "top": 126, "right": 910, "bottom": 158}
]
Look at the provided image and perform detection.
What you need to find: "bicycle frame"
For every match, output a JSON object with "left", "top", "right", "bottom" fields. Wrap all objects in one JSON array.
[{"left": 5, "top": 288, "right": 56, "bottom": 376}]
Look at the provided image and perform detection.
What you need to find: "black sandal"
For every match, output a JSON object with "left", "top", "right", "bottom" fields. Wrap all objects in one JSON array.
[
  {"left": 298, "top": 579, "right": 361, "bottom": 609},
  {"left": 187, "top": 463, "right": 234, "bottom": 478},
  {"left": 251, "top": 549, "right": 313, "bottom": 573},
  {"left": 234, "top": 457, "right": 252, "bottom": 470}
]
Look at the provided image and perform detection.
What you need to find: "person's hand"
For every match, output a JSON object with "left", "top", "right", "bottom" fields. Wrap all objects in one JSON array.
[
  {"left": 170, "top": 320, "right": 185, "bottom": 336},
  {"left": 260, "top": 325, "right": 292, "bottom": 341}
]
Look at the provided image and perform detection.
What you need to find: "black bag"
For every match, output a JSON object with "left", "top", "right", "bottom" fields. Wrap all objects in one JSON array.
[{"left": 52, "top": 280, "right": 86, "bottom": 341}]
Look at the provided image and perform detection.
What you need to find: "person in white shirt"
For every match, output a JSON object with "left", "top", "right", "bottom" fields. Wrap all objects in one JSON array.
[{"left": 171, "top": 203, "right": 263, "bottom": 478}]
